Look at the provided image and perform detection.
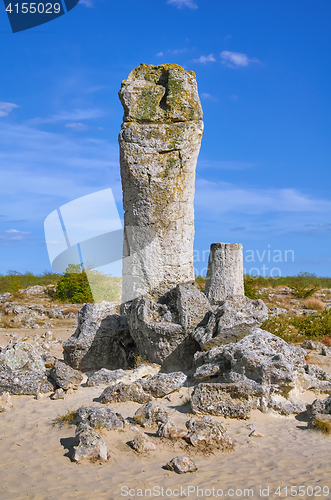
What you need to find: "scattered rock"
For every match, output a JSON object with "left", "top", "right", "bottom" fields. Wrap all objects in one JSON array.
[
  {"left": 48, "top": 360, "right": 83, "bottom": 391},
  {"left": 141, "top": 371, "right": 187, "bottom": 398},
  {"left": 86, "top": 364, "right": 160, "bottom": 387},
  {"left": 0, "top": 392, "right": 13, "bottom": 412},
  {"left": 129, "top": 432, "right": 156, "bottom": 453},
  {"left": 185, "top": 415, "right": 234, "bottom": 451},
  {"left": 73, "top": 423, "right": 107, "bottom": 462},
  {"left": 134, "top": 402, "right": 172, "bottom": 427},
  {"left": 75, "top": 407, "right": 124, "bottom": 430},
  {"left": 165, "top": 456, "right": 197, "bottom": 474},
  {"left": 100, "top": 381, "right": 152, "bottom": 404},
  {"left": 51, "top": 388, "right": 65, "bottom": 400},
  {"left": 249, "top": 430, "right": 264, "bottom": 438},
  {"left": 157, "top": 422, "right": 187, "bottom": 439}
]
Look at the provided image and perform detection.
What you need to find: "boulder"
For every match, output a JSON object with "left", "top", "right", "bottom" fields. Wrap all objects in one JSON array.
[
  {"left": 63, "top": 302, "right": 136, "bottom": 372},
  {"left": 193, "top": 329, "right": 306, "bottom": 397},
  {"left": 51, "top": 388, "right": 65, "bottom": 400},
  {"left": 100, "top": 381, "right": 152, "bottom": 404},
  {"left": 191, "top": 382, "right": 258, "bottom": 419},
  {"left": 73, "top": 423, "right": 107, "bottom": 462},
  {"left": 166, "top": 456, "right": 197, "bottom": 474},
  {"left": 129, "top": 432, "right": 156, "bottom": 452},
  {"left": 127, "top": 282, "right": 210, "bottom": 370},
  {"left": 75, "top": 407, "right": 124, "bottom": 430},
  {"left": 48, "top": 360, "right": 83, "bottom": 391},
  {"left": 193, "top": 296, "right": 268, "bottom": 350},
  {"left": 0, "top": 366, "right": 54, "bottom": 395},
  {"left": 308, "top": 395, "right": 331, "bottom": 431},
  {"left": 0, "top": 342, "right": 46, "bottom": 373},
  {"left": 134, "top": 402, "right": 172, "bottom": 427},
  {"left": 185, "top": 415, "right": 234, "bottom": 451},
  {"left": 86, "top": 364, "right": 160, "bottom": 387},
  {"left": 141, "top": 371, "right": 187, "bottom": 398}
]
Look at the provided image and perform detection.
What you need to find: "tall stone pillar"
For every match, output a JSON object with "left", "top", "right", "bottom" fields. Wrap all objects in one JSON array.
[
  {"left": 119, "top": 64, "right": 204, "bottom": 302},
  {"left": 204, "top": 243, "right": 244, "bottom": 304}
]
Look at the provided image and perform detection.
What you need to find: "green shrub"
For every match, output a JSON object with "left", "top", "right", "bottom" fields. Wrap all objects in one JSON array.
[
  {"left": 244, "top": 275, "right": 260, "bottom": 300},
  {"left": 53, "top": 264, "right": 93, "bottom": 304},
  {"left": 0, "top": 270, "right": 62, "bottom": 294}
]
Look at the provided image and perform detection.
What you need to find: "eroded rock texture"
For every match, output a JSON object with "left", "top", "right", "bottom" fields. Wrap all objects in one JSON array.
[{"left": 118, "top": 63, "right": 204, "bottom": 301}]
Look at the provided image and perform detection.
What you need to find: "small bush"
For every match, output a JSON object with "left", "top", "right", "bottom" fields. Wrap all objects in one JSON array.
[
  {"left": 195, "top": 276, "right": 205, "bottom": 291},
  {"left": 53, "top": 265, "right": 93, "bottom": 304},
  {"left": 304, "top": 298, "right": 325, "bottom": 311}
]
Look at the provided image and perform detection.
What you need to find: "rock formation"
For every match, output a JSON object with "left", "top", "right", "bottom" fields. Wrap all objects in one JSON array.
[
  {"left": 118, "top": 63, "right": 204, "bottom": 302},
  {"left": 204, "top": 243, "right": 244, "bottom": 304}
]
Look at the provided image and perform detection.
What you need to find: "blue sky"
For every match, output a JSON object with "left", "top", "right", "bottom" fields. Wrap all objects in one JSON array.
[{"left": 0, "top": 0, "right": 331, "bottom": 278}]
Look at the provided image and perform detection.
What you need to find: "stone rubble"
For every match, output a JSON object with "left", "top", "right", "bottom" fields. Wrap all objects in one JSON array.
[{"left": 73, "top": 422, "right": 108, "bottom": 462}]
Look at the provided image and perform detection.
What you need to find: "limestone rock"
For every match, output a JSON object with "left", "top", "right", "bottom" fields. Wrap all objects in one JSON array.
[
  {"left": 75, "top": 407, "right": 124, "bottom": 430},
  {"left": 100, "top": 381, "right": 152, "bottom": 404},
  {"left": 129, "top": 432, "right": 156, "bottom": 452},
  {"left": 191, "top": 382, "right": 256, "bottom": 419},
  {"left": 193, "top": 296, "right": 268, "bottom": 350},
  {"left": 0, "top": 342, "right": 46, "bottom": 373},
  {"left": 141, "top": 371, "right": 187, "bottom": 398},
  {"left": 73, "top": 423, "right": 107, "bottom": 462},
  {"left": 86, "top": 363, "right": 160, "bottom": 387},
  {"left": 193, "top": 329, "right": 306, "bottom": 397},
  {"left": 204, "top": 243, "right": 244, "bottom": 304},
  {"left": 308, "top": 395, "right": 331, "bottom": 431},
  {"left": 157, "top": 422, "right": 187, "bottom": 439},
  {"left": 134, "top": 401, "right": 172, "bottom": 427},
  {"left": 0, "top": 392, "right": 13, "bottom": 412},
  {"left": 48, "top": 360, "right": 83, "bottom": 391},
  {"left": 185, "top": 415, "right": 234, "bottom": 451},
  {"left": 302, "top": 364, "right": 331, "bottom": 393},
  {"left": 50, "top": 388, "right": 65, "bottom": 400},
  {"left": 63, "top": 302, "right": 135, "bottom": 371},
  {"left": 119, "top": 63, "right": 204, "bottom": 301},
  {"left": 166, "top": 456, "right": 197, "bottom": 474},
  {"left": 127, "top": 282, "right": 209, "bottom": 369},
  {"left": 0, "top": 366, "right": 54, "bottom": 395}
]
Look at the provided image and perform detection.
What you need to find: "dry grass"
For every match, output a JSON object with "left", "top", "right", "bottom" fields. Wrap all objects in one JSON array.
[
  {"left": 311, "top": 417, "right": 331, "bottom": 434},
  {"left": 52, "top": 409, "right": 77, "bottom": 427},
  {"left": 304, "top": 298, "right": 325, "bottom": 311},
  {"left": 62, "top": 306, "right": 79, "bottom": 315}
]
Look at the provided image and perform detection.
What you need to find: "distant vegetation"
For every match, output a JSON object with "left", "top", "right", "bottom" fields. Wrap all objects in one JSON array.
[{"left": 0, "top": 270, "right": 62, "bottom": 294}]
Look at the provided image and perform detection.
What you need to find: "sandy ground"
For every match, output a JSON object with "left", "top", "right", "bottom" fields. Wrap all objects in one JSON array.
[
  {"left": 1, "top": 320, "right": 331, "bottom": 500},
  {"left": 1, "top": 381, "right": 331, "bottom": 500}
]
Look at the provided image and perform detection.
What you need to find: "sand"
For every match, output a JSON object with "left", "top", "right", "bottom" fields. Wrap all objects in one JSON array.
[
  {"left": 1, "top": 382, "right": 331, "bottom": 500},
  {"left": 1, "top": 322, "right": 331, "bottom": 500}
]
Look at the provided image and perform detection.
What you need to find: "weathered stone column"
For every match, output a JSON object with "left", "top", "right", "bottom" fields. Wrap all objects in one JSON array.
[
  {"left": 204, "top": 243, "right": 244, "bottom": 304},
  {"left": 119, "top": 64, "right": 204, "bottom": 302}
]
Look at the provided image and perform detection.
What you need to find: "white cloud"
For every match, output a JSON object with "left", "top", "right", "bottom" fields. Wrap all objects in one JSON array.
[
  {"left": 201, "top": 93, "right": 217, "bottom": 101},
  {"left": 0, "top": 102, "right": 20, "bottom": 117},
  {"left": 193, "top": 54, "right": 216, "bottom": 64},
  {"left": 0, "top": 229, "right": 31, "bottom": 242},
  {"left": 167, "top": 0, "right": 198, "bottom": 9},
  {"left": 79, "top": 0, "right": 94, "bottom": 6},
  {"left": 27, "top": 108, "right": 103, "bottom": 126},
  {"left": 65, "top": 122, "right": 88, "bottom": 131},
  {"left": 195, "top": 179, "right": 331, "bottom": 216},
  {"left": 157, "top": 52, "right": 164, "bottom": 57},
  {"left": 220, "top": 50, "right": 260, "bottom": 68}
]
